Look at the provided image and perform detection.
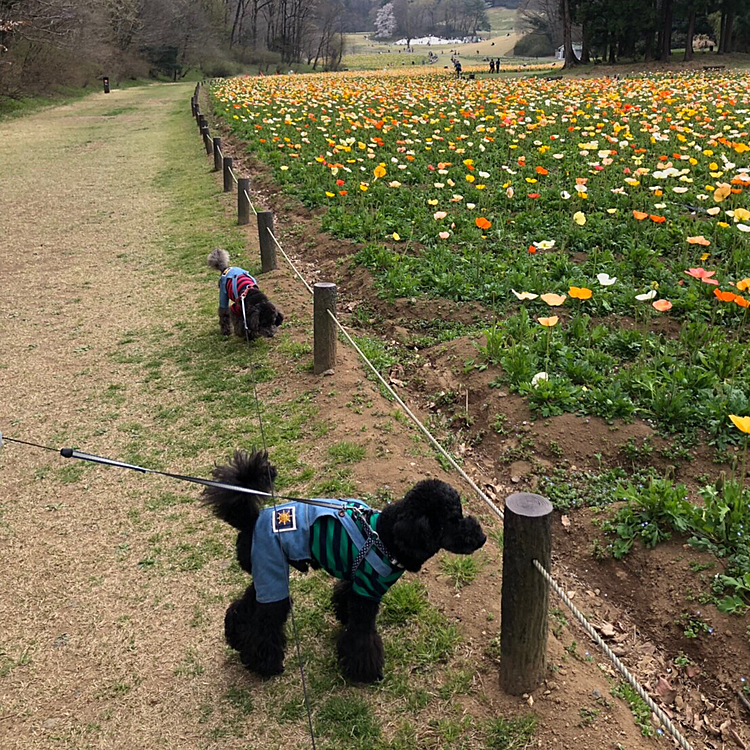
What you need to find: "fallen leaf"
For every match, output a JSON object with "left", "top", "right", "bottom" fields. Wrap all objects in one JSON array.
[
  {"left": 656, "top": 676, "right": 677, "bottom": 705},
  {"left": 561, "top": 515, "right": 571, "bottom": 530}
]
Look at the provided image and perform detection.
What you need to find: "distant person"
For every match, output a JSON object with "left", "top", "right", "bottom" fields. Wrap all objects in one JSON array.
[
  {"left": 489, "top": 59, "right": 495, "bottom": 73},
  {"left": 496, "top": 58, "right": 501, "bottom": 70},
  {"left": 454, "top": 60, "right": 462, "bottom": 78}
]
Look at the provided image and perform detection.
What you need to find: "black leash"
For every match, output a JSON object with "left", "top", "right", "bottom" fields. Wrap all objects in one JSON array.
[
  {"left": 0, "top": 434, "right": 342, "bottom": 510},
  {"left": 240, "top": 297, "right": 317, "bottom": 750}
]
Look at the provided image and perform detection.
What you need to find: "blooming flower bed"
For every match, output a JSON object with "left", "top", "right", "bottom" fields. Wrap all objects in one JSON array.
[{"left": 211, "top": 69, "right": 750, "bottom": 444}]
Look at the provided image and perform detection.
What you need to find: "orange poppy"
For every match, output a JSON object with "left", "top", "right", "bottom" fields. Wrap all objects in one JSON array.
[
  {"left": 475, "top": 217, "right": 492, "bottom": 230},
  {"left": 568, "top": 286, "right": 593, "bottom": 300},
  {"left": 536, "top": 166, "right": 549, "bottom": 175},
  {"left": 686, "top": 235, "right": 711, "bottom": 246},
  {"left": 633, "top": 210, "right": 648, "bottom": 220},
  {"left": 650, "top": 214, "right": 666, "bottom": 223},
  {"left": 652, "top": 299, "right": 672, "bottom": 312},
  {"left": 538, "top": 316, "right": 559, "bottom": 327},
  {"left": 528, "top": 245, "right": 537, "bottom": 254},
  {"left": 540, "top": 293, "right": 567, "bottom": 307},
  {"left": 736, "top": 278, "right": 750, "bottom": 292},
  {"left": 714, "top": 289, "right": 738, "bottom": 303},
  {"left": 734, "top": 296, "right": 750, "bottom": 308}
]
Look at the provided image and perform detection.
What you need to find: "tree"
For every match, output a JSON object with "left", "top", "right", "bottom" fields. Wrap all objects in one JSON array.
[
  {"left": 374, "top": 2, "right": 397, "bottom": 38},
  {"left": 560, "top": 0, "right": 579, "bottom": 65}
]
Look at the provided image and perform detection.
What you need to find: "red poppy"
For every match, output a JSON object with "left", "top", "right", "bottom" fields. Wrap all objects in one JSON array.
[
  {"left": 528, "top": 193, "right": 540, "bottom": 199},
  {"left": 528, "top": 245, "right": 537, "bottom": 254}
]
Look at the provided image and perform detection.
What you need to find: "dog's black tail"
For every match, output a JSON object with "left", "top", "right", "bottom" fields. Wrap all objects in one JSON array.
[{"left": 201, "top": 449, "right": 277, "bottom": 530}]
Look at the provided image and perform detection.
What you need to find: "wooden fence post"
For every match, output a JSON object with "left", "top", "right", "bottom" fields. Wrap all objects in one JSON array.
[
  {"left": 256, "top": 211, "right": 277, "bottom": 272},
  {"left": 238, "top": 178, "right": 250, "bottom": 225},
  {"left": 198, "top": 114, "right": 207, "bottom": 133},
  {"left": 223, "top": 157, "right": 234, "bottom": 193},
  {"left": 500, "top": 492, "right": 552, "bottom": 695},
  {"left": 213, "top": 138, "right": 222, "bottom": 172},
  {"left": 202, "top": 126, "right": 212, "bottom": 155},
  {"left": 314, "top": 283, "right": 337, "bottom": 375}
]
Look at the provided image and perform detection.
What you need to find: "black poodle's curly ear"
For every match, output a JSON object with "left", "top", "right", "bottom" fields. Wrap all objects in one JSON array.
[
  {"left": 274, "top": 309, "right": 284, "bottom": 327},
  {"left": 247, "top": 307, "right": 261, "bottom": 336}
]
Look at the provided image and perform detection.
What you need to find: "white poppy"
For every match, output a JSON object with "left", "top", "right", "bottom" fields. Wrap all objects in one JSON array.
[
  {"left": 635, "top": 290, "right": 658, "bottom": 301},
  {"left": 534, "top": 240, "right": 556, "bottom": 250},
  {"left": 512, "top": 290, "right": 539, "bottom": 301},
  {"left": 596, "top": 273, "right": 617, "bottom": 286},
  {"left": 531, "top": 372, "right": 549, "bottom": 387}
]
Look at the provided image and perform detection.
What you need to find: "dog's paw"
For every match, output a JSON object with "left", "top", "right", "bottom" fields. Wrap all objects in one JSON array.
[
  {"left": 239, "top": 647, "right": 285, "bottom": 677},
  {"left": 224, "top": 600, "right": 248, "bottom": 651},
  {"left": 338, "top": 629, "right": 384, "bottom": 683}
]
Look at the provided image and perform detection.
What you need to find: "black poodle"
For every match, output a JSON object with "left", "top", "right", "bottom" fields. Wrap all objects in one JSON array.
[
  {"left": 202, "top": 449, "right": 486, "bottom": 683},
  {"left": 207, "top": 249, "right": 283, "bottom": 339}
]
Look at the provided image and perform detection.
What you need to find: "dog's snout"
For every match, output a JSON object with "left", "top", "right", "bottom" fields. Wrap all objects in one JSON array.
[{"left": 441, "top": 515, "right": 486, "bottom": 555}]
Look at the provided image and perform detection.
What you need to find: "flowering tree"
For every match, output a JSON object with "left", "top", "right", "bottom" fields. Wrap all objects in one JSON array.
[{"left": 374, "top": 2, "right": 396, "bottom": 39}]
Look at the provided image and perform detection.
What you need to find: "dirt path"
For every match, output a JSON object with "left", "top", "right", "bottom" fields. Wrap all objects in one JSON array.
[{"left": 0, "top": 83, "right": 678, "bottom": 750}]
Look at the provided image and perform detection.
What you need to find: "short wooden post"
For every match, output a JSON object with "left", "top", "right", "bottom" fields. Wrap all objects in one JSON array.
[
  {"left": 213, "top": 137, "right": 223, "bottom": 171},
  {"left": 314, "top": 283, "right": 337, "bottom": 374},
  {"left": 500, "top": 492, "right": 553, "bottom": 695},
  {"left": 256, "top": 211, "right": 277, "bottom": 272},
  {"left": 191, "top": 98, "right": 196, "bottom": 117},
  {"left": 238, "top": 178, "right": 250, "bottom": 225},
  {"left": 202, "top": 126, "right": 212, "bottom": 155},
  {"left": 223, "top": 157, "right": 234, "bottom": 192},
  {"left": 198, "top": 114, "right": 207, "bottom": 133}
]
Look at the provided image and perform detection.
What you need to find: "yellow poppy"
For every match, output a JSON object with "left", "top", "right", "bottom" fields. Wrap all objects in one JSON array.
[{"left": 729, "top": 415, "right": 750, "bottom": 434}]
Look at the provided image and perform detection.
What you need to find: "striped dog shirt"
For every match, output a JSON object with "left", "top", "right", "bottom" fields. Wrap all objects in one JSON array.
[
  {"left": 219, "top": 266, "right": 258, "bottom": 316},
  {"left": 251, "top": 500, "right": 403, "bottom": 604}
]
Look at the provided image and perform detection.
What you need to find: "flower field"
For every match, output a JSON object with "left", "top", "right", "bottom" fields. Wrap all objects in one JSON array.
[{"left": 211, "top": 70, "right": 750, "bottom": 446}]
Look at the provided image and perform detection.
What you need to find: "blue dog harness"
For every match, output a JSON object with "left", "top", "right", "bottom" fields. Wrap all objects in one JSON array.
[
  {"left": 219, "top": 267, "right": 258, "bottom": 316},
  {"left": 251, "top": 499, "right": 404, "bottom": 604}
]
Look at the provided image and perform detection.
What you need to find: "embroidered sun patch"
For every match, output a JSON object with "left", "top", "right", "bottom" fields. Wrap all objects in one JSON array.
[{"left": 272, "top": 506, "right": 297, "bottom": 533}]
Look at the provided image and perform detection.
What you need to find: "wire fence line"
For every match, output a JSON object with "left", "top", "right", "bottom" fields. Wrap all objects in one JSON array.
[
  {"left": 267, "top": 227, "right": 313, "bottom": 294},
  {"left": 197, "top": 95, "right": 696, "bottom": 750},
  {"left": 325, "top": 307, "right": 505, "bottom": 522},
  {"left": 533, "top": 560, "right": 695, "bottom": 750},
  {"left": 245, "top": 190, "right": 258, "bottom": 216}
]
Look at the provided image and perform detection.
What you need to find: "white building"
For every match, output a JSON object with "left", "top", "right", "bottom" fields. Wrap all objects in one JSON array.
[{"left": 555, "top": 44, "right": 583, "bottom": 60}]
